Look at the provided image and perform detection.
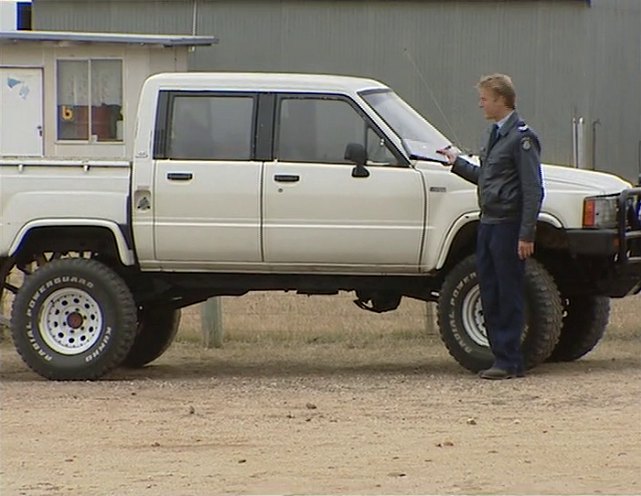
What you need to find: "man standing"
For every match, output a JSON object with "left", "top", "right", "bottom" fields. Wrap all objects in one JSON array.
[{"left": 438, "top": 74, "right": 544, "bottom": 380}]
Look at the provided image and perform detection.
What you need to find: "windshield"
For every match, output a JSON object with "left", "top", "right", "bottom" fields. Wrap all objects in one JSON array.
[{"left": 360, "top": 89, "right": 451, "bottom": 162}]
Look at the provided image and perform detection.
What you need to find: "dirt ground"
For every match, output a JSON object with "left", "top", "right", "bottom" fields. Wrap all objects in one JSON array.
[{"left": 1, "top": 302, "right": 640, "bottom": 495}]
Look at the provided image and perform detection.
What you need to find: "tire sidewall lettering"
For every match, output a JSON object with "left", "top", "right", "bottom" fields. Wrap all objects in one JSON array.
[
  {"left": 450, "top": 274, "right": 484, "bottom": 353},
  {"left": 23, "top": 276, "right": 114, "bottom": 366},
  {"left": 438, "top": 256, "right": 494, "bottom": 372}
]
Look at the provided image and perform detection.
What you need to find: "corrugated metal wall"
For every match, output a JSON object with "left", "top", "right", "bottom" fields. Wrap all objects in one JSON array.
[{"left": 33, "top": 0, "right": 641, "bottom": 181}]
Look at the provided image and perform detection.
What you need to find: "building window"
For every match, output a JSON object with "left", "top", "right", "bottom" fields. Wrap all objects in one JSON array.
[
  {"left": 16, "top": 2, "right": 31, "bottom": 30},
  {"left": 56, "top": 59, "right": 123, "bottom": 142},
  {"left": 167, "top": 95, "right": 255, "bottom": 160}
]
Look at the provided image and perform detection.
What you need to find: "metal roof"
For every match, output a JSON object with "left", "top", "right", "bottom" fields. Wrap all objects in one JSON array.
[{"left": 0, "top": 30, "right": 218, "bottom": 47}]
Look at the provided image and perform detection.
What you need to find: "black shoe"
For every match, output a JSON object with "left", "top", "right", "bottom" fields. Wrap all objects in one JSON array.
[{"left": 479, "top": 367, "right": 518, "bottom": 380}]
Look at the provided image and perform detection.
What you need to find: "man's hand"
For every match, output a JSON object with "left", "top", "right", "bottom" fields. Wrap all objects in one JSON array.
[
  {"left": 518, "top": 240, "right": 535, "bottom": 260},
  {"left": 436, "top": 146, "right": 460, "bottom": 165}
]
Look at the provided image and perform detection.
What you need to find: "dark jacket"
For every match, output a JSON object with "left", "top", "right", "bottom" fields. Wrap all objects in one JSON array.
[{"left": 451, "top": 111, "right": 544, "bottom": 242}]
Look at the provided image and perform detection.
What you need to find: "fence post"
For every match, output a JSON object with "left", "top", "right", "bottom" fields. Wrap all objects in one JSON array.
[
  {"left": 425, "top": 301, "right": 437, "bottom": 334},
  {"left": 201, "top": 297, "right": 224, "bottom": 348}
]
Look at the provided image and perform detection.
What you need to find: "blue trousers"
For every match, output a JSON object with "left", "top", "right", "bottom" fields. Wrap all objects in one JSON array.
[{"left": 477, "top": 222, "right": 526, "bottom": 373}]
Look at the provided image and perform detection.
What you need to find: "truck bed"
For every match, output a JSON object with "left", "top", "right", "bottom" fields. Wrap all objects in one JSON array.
[{"left": 0, "top": 159, "right": 131, "bottom": 258}]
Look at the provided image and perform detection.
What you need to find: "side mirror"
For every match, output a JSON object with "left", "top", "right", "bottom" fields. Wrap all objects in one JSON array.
[
  {"left": 345, "top": 143, "right": 367, "bottom": 166},
  {"left": 344, "top": 143, "right": 369, "bottom": 178}
]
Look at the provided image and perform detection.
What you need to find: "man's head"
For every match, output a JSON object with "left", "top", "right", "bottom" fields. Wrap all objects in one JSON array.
[{"left": 476, "top": 74, "right": 516, "bottom": 122}]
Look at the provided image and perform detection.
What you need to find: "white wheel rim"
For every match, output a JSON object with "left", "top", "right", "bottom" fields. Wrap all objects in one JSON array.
[
  {"left": 38, "top": 288, "right": 103, "bottom": 355},
  {"left": 461, "top": 284, "right": 489, "bottom": 347}
]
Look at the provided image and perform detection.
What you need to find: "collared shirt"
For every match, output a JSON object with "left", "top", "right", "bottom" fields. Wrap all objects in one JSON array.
[{"left": 496, "top": 110, "right": 515, "bottom": 131}]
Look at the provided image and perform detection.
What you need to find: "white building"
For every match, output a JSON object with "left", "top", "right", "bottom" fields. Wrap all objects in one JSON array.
[
  {"left": 0, "top": 0, "right": 31, "bottom": 31},
  {"left": 0, "top": 30, "right": 216, "bottom": 159}
]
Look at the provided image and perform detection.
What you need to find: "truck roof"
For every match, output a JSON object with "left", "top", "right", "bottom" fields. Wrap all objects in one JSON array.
[{"left": 146, "top": 72, "right": 389, "bottom": 94}]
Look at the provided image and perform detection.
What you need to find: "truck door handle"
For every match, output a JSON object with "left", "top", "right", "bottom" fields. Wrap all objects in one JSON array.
[
  {"left": 167, "top": 172, "right": 193, "bottom": 181},
  {"left": 274, "top": 174, "right": 300, "bottom": 183}
]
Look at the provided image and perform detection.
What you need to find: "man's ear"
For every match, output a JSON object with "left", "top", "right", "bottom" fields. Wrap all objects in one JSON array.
[{"left": 493, "top": 94, "right": 506, "bottom": 106}]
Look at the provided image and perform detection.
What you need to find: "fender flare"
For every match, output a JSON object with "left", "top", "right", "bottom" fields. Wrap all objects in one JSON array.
[
  {"left": 435, "top": 211, "right": 564, "bottom": 270},
  {"left": 8, "top": 219, "right": 136, "bottom": 266}
]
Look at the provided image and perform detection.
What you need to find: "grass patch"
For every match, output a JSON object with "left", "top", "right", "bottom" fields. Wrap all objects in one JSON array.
[{"left": 176, "top": 325, "right": 436, "bottom": 348}]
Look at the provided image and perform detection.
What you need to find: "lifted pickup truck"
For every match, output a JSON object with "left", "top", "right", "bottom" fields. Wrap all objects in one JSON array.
[{"left": 2, "top": 73, "right": 640, "bottom": 380}]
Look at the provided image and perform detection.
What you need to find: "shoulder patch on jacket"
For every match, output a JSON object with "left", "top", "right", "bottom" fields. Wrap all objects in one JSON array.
[{"left": 521, "top": 137, "right": 532, "bottom": 151}]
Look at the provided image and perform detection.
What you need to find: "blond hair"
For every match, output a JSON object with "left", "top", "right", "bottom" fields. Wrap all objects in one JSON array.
[{"left": 477, "top": 74, "right": 516, "bottom": 109}]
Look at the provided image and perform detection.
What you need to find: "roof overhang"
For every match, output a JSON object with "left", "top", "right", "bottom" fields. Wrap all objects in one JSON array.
[{"left": 0, "top": 30, "right": 218, "bottom": 47}]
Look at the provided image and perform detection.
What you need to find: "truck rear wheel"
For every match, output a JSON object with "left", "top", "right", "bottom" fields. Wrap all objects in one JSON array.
[
  {"left": 437, "top": 255, "right": 563, "bottom": 372},
  {"left": 547, "top": 295, "right": 610, "bottom": 362},
  {"left": 122, "top": 306, "right": 181, "bottom": 368},
  {"left": 11, "top": 258, "right": 137, "bottom": 380}
]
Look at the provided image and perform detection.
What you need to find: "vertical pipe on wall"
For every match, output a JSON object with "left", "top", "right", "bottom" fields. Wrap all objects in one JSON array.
[
  {"left": 189, "top": 0, "right": 198, "bottom": 53},
  {"left": 637, "top": 140, "right": 641, "bottom": 185},
  {"left": 591, "top": 119, "right": 600, "bottom": 171},
  {"left": 192, "top": 0, "right": 198, "bottom": 35},
  {"left": 577, "top": 117, "right": 587, "bottom": 169},
  {"left": 572, "top": 117, "right": 578, "bottom": 168}
]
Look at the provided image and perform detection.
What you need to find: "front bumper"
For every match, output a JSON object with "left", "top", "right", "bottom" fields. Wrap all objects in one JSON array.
[
  {"left": 565, "top": 187, "right": 641, "bottom": 297},
  {"left": 617, "top": 186, "right": 641, "bottom": 264}
]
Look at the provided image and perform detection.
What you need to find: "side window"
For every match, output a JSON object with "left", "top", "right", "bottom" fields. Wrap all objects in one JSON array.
[
  {"left": 277, "top": 97, "right": 398, "bottom": 165},
  {"left": 366, "top": 127, "right": 397, "bottom": 166},
  {"left": 167, "top": 95, "right": 254, "bottom": 160}
]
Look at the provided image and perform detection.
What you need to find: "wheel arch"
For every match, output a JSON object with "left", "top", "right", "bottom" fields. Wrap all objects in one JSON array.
[
  {"left": 8, "top": 220, "right": 135, "bottom": 266},
  {"left": 436, "top": 213, "right": 567, "bottom": 274}
]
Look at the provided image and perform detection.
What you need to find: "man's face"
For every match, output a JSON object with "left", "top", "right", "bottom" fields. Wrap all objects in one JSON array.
[{"left": 478, "top": 87, "right": 504, "bottom": 121}]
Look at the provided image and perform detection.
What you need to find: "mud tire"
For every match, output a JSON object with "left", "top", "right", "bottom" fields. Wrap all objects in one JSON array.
[
  {"left": 437, "top": 255, "right": 563, "bottom": 372},
  {"left": 548, "top": 295, "right": 610, "bottom": 362},
  {"left": 122, "top": 306, "right": 181, "bottom": 368},
  {"left": 11, "top": 258, "right": 137, "bottom": 380}
]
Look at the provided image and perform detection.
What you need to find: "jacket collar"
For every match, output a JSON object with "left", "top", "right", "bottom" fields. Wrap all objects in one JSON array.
[{"left": 496, "top": 110, "right": 520, "bottom": 136}]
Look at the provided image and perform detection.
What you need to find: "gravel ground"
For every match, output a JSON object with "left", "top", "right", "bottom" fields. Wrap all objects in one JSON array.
[{"left": 0, "top": 322, "right": 639, "bottom": 495}]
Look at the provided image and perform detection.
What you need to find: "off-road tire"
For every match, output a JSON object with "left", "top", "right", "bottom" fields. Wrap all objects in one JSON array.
[
  {"left": 11, "top": 258, "right": 137, "bottom": 380},
  {"left": 547, "top": 295, "right": 610, "bottom": 362},
  {"left": 122, "top": 307, "right": 181, "bottom": 368},
  {"left": 437, "top": 255, "right": 563, "bottom": 372}
]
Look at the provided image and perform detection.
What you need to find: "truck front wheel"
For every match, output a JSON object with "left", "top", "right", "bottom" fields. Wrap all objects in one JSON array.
[
  {"left": 547, "top": 295, "right": 610, "bottom": 362},
  {"left": 437, "top": 255, "right": 563, "bottom": 372},
  {"left": 11, "top": 258, "right": 137, "bottom": 380},
  {"left": 121, "top": 306, "right": 181, "bottom": 368}
]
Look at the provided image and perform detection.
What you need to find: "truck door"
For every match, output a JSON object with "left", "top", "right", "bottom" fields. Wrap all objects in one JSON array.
[
  {"left": 151, "top": 91, "right": 262, "bottom": 267},
  {"left": 262, "top": 94, "right": 425, "bottom": 271}
]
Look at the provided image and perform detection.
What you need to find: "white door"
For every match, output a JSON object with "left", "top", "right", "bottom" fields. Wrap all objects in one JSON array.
[
  {"left": 152, "top": 93, "right": 262, "bottom": 266},
  {"left": 263, "top": 96, "right": 425, "bottom": 270},
  {"left": 153, "top": 160, "right": 262, "bottom": 264},
  {"left": 0, "top": 68, "right": 43, "bottom": 156}
]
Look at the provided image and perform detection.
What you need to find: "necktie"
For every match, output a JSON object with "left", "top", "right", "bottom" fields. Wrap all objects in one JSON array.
[{"left": 488, "top": 124, "right": 499, "bottom": 151}]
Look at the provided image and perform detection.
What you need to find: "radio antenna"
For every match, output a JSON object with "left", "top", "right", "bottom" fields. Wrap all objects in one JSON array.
[{"left": 403, "top": 48, "right": 464, "bottom": 150}]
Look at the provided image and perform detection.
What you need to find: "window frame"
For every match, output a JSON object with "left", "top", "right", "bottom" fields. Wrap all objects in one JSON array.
[
  {"left": 273, "top": 93, "right": 410, "bottom": 167},
  {"left": 55, "top": 57, "right": 124, "bottom": 144},
  {"left": 154, "top": 90, "right": 259, "bottom": 161}
]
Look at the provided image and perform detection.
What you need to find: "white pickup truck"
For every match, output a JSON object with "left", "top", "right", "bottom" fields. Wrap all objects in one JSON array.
[{"left": 2, "top": 73, "right": 640, "bottom": 380}]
